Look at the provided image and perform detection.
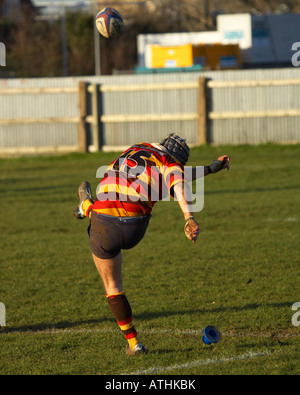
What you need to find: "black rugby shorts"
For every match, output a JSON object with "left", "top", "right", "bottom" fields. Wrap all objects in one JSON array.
[{"left": 88, "top": 212, "right": 151, "bottom": 259}]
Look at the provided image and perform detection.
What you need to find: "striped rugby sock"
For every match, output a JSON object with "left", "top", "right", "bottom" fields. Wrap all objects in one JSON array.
[
  {"left": 106, "top": 291, "right": 139, "bottom": 350},
  {"left": 82, "top": 198, "right": 94, "bottom": 218}
]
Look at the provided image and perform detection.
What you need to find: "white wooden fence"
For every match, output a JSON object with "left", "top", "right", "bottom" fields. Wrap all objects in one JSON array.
[{"left": 0, "top": 70, "right": 299, "bottom": 156}]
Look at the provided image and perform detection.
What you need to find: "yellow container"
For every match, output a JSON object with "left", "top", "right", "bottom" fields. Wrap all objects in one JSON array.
[
  {"left": 150, "top": 44, "right": 194, "bottom": 68},
  {"left": 193, "top": 44, "right": 242, "bottom": 70}
]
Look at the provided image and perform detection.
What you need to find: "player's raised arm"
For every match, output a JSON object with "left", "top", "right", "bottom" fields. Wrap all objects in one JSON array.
[{"left": 190, "top": 155, "right": 230, "bottom": 180}]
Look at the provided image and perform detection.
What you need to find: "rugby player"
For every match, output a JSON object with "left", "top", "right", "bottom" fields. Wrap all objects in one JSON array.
[{"left": 74, "top": 134, "right": 229, "bottom": 355}]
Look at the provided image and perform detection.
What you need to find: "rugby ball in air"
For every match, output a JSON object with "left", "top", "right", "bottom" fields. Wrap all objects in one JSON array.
[{"left": 95, "top": 7, "right": 123, "bottom": 39}]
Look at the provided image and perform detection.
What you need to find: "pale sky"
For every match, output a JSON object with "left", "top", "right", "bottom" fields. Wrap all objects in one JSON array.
[
  {"left": 32, "top": 0, "right": 91, "bottom": 6},
  {"left": 32, "top": 1, "right": 91, "bottom": 3},
  {"left": 31, "top": 0, "right": 92, "bottom": 12}
]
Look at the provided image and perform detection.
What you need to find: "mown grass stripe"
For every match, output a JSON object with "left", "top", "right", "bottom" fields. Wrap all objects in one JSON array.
[{"left": 1, "top": 327, "right": 299, "bottom": 339}]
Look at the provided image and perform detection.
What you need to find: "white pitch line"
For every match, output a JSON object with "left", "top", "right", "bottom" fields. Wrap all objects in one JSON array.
[{"left": 125, "top": 350, "right": 273, "bottom": 375}]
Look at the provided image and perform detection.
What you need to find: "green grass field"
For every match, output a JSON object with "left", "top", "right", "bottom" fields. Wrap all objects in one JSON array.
[{"left": 0, "top": 144, "right": 299, "bottom": 375}]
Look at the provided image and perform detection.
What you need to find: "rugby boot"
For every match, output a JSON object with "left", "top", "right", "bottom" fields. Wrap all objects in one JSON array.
[
  {"left": 125, "top": 342, "right": 147, "bottom": 356},
  {"left": 73, "top": 181, "right": 94, "bottom": 219}
]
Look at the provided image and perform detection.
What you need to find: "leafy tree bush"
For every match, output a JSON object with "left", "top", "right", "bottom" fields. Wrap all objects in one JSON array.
[{"left": 1, "top": 0, "right": 299, "bottom": 77}]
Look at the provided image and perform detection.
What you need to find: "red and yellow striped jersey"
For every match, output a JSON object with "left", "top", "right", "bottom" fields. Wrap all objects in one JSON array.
[{"left": 93, "top": 143, "right": 185, "bottom": 217}]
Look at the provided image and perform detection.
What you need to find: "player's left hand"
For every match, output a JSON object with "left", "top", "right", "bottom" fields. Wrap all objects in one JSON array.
[
  {"left": 208, "top": 155, "right": 230, "bottom": 173},
  {"left": 184, "top": 217, "right": 200, "bottom": 243}
]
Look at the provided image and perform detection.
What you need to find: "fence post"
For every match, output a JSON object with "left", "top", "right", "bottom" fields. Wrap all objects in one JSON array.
[
  {"left": 198, "top": 77, "right": 208, "bottom": 145},
  {"left": 90, "top": 83, "right": 100, "bottom": 152},
  {"left": 78, "top": 81, "right": 88, "bottom": 152}
]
